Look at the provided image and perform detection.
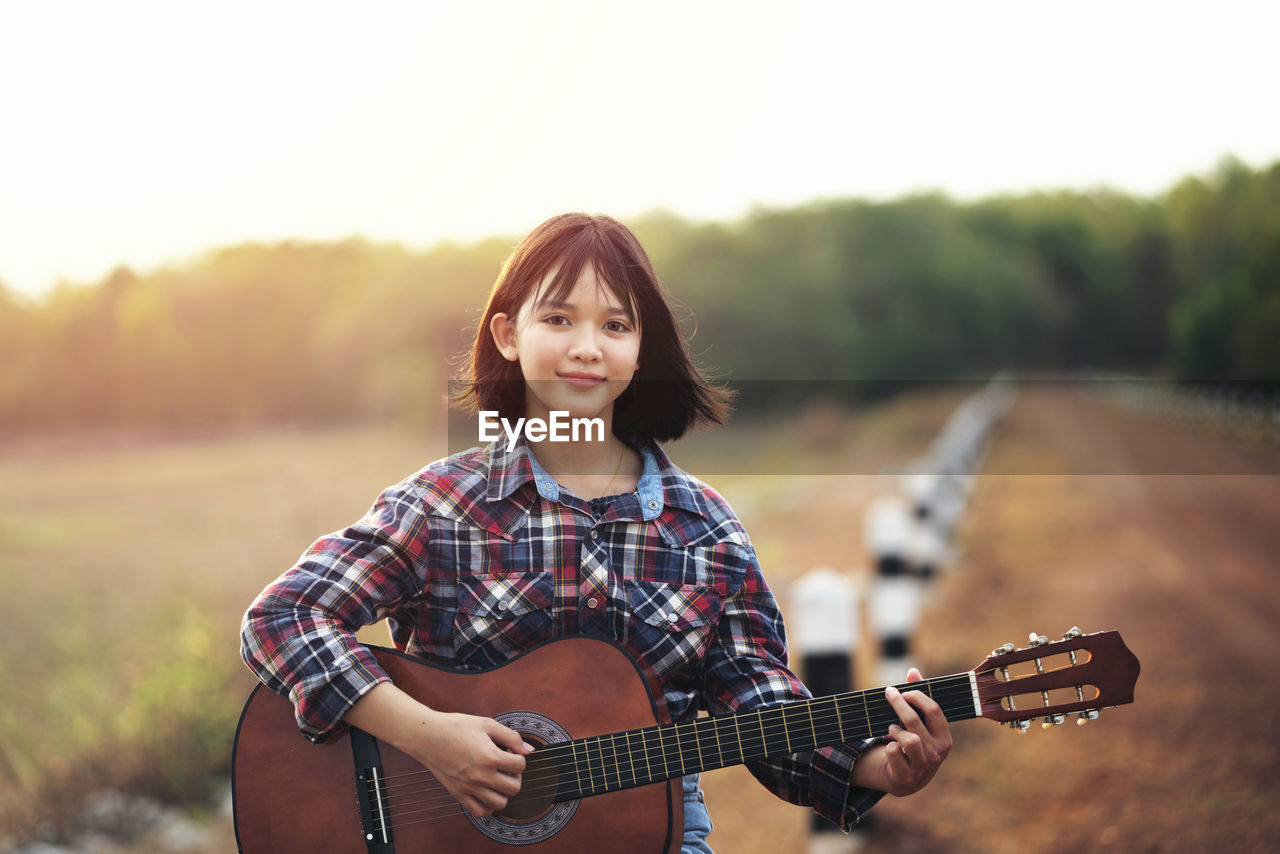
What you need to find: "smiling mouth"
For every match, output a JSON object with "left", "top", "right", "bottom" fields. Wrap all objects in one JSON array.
[{"left": 558, "top": 373, "right": 606, "bottom": 388}]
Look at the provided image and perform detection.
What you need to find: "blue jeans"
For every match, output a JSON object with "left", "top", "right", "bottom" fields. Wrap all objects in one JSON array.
[{"left": 682, "top": 773, "right": 714, "bottom": 854}]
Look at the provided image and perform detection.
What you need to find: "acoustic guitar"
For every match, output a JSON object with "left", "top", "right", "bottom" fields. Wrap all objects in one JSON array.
[{"left": 232, "top": 627, "right": 1139, "bottom": 853}]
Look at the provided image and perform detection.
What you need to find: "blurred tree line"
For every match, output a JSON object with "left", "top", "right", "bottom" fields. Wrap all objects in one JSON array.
[{"left": 1, "top": 156, "right": 1276, "bottom": 436}]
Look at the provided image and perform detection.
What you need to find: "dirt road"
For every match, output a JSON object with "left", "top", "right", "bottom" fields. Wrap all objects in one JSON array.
[{"left": 703, "top": 387, "right": 1280, "bottom": 853}]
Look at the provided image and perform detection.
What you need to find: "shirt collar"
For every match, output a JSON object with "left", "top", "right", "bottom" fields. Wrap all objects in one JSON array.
[{"left": 484, "top": 434, "right": 708, "bottom": 521}]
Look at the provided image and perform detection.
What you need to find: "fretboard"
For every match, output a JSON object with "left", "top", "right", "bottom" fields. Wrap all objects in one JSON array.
[{"left": 534, "top": 672, "right": 980, "bottom": 802}]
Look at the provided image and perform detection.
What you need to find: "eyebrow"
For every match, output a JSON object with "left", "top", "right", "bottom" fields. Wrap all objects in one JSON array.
[{"left": 537, "top": 296, "right": 635, "bottom": 322}]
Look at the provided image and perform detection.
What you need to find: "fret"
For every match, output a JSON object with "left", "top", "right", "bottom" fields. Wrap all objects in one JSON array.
[
  {"left": 602, "top": 734, "right": 615, "bottom": 792},
  {"left": 607, "top": 733, "right": 620, "bottom": 792},
  {"left": 624, "top": 728, "right": 638, "bottom": 788},
  {"left": 641, "top": 725, "right": 660, "bottom": 787},
  {"left": 733, "top": 714, "right": 745, "bottom": 766},
  {"left": 696, "top": 717, "right": 706, "bottom": 773},
  {"left": 779, "top": 703, "right": 809, "bottom": 756},
  {"left": 758, "top": 706, "right": 790, "bottom": 758},
  {"left": 861, "top": 689, "right": 873, "bottom": 740},
  {"left": 734, "top": 708, "right": 764, "bottom": 762},
  {"left": 813, "top": 696, "right": 843, "bottom": 746},
  {"left": 570, "top": 738, "right": 586, "bottom": 799},
  {"left": 590, "top": 736, "right": 605, "bottom": 795},
  {"left": 659, "top": 723, "right": 673, "bottom": 780},
  {"left": 756, "top": 708, "right": 770, "bottom": 757}
]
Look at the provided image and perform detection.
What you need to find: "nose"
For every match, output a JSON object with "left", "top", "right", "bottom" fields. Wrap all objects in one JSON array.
[{"left": 567, "top": 327, "right": 602, "bottom": 362}]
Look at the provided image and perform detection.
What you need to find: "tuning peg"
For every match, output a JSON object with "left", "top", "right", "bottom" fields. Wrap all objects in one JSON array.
[
  {"left": 1040, "top": 714, "right": 1065, "bottom": 729},
  {"left": 1010, "top": 719, "right": 1030, "bottom": 734},
  {"left": 1027, "top": 633, "right": 1048, "bottom": 647},
  {"left": 991, "top": 642, "right": 1015, "bottom": 656},
  {"left": 1076, "top": 710, "right": 1100, "bottom": 726},
  {"left": 1062, "top": 626, "right": 1082, "bottom": 640}
]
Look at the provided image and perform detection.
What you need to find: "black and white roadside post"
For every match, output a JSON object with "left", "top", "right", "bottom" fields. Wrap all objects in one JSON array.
[
  {"left": 790, "top": 567, "right": 864, "bottom": 853},
  {"left": 864, "top": 495, "right": 923, "bottom": 688}
]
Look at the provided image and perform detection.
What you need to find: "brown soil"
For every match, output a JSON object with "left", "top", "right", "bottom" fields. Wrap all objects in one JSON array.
[{"left": 701, "top": 387, "right": 1280, "bottom": 853}]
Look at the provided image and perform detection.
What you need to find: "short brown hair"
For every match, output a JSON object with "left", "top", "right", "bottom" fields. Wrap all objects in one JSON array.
[{"left": 452, "top": 213, "right": 731, "bottom": 441}]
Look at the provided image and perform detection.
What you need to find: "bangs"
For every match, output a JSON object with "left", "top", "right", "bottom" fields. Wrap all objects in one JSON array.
[
  {"left": 454, "top": 211, "right": 733, "bottom": 438},
  {"left": 529, "top": 229, "right": 640, "bottom": 326}
]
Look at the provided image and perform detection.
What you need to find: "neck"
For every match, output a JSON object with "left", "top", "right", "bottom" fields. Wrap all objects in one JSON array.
[
  {"left": 526, "top": 433, "right": 640, "bottom": 500},
  {"left": 522, "top": 672, "right": 981, "bottom": 804},
  {"left": 528, "top": 433, "right": 624, "bottom": 478}
]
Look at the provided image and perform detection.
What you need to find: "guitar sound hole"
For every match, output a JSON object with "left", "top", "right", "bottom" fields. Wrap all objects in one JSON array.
[
  {"left": 499, "top": 788, "right": 553, "bottom": 821},
  {"left": 468, "top": 711, "right": 579, "bottom": 844}
]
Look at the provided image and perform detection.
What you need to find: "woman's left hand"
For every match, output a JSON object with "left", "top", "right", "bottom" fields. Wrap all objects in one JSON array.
[{"left": 880, "top": 667, "right": 953, "bottom": 796}]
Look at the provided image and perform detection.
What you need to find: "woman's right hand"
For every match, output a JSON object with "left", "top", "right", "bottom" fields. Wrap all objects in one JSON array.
[
  {"left": 411, "top": 709, "right": 533, "bottom": 816},
  {"left": 345, "top": 682, "right": 533, "bottom": 817}
]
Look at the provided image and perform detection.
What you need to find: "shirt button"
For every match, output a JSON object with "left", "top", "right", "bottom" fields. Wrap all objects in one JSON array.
[
  {"left": 647, "top": 500, "right": 659, "bottom": 511},
  {"left": 590, "top": 529, "right": 599, "bottom": 539},
  {"left": 666, "top": 612, "right": 679, "bottom": 623},
  {"left": 587, "top": 597, "right": 599, "bottom": 609},
  {"left": 498, "top": 600, "right": 510, "bottom": 611}
]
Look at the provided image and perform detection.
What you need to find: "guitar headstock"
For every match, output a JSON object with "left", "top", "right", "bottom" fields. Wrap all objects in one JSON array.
[{"left": 973, "top": 627, "right": 1139, "bottom": 732}]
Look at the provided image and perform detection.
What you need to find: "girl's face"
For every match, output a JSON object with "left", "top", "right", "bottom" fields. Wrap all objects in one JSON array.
[{"left": 489, "top": 264, "right": 641, "bottom": 426}]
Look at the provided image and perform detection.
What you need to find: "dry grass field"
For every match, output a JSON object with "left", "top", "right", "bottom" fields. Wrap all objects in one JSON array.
[{"left": 2, "top": 386, "right": 1278, "bottom": 852}]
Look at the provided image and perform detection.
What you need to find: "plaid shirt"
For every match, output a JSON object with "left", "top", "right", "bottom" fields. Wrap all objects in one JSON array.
[{"left": 241, "top": 436, "right": 882, "bottom": 829}]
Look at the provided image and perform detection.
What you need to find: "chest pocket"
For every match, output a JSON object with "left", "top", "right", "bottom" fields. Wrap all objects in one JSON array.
[
  {"left": 453, "top": 570, "right": 555, "bottom": 670},
  {"left": 623, "top": 580, "right": 721, "bottom": 678}
]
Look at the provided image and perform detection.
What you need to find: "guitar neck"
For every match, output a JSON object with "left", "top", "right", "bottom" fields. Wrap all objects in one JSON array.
[{"left": 540, "top": 672, "right": 980, "bottom": 802}]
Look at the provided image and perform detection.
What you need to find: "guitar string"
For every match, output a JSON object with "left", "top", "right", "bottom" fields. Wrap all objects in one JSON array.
[
  {"left": 374, "top": 680, "right": 978, "bottom": 804},
  {"left": 371, "top": 655, "right": 1082, "bottom": 792},
  {"left": 371, "top": 701, "right": 998, "bottom": 834},
  {"left": 368, "top": 682, "right": 984, "bottom": 828},
  {"left": 373, "top": 672, "right": 991, "bottom": 788},
  {"left": 373, "top": 689, "right": 980, "bottom": 827},
  {"left": 369, "top": 684, "right": 986, "bottom": 833},
  {"left": 373, "top": 679, "right": 982, "bottom": 813},
  {"left": 359, "top": 657, "right": 1096, "bottom": 834}
]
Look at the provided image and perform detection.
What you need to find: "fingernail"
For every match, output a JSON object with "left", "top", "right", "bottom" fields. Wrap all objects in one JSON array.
[
  {"left": 522, "top": 742, "right": 535, "bottom": 753},
  {"left": 886, "top": 686, "right": 899, "bottom": 698}
]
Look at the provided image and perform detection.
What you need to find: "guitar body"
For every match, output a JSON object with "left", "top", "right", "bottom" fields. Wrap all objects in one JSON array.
[{"left": 233, "top": 636, "right": 682, "bottom": 853}]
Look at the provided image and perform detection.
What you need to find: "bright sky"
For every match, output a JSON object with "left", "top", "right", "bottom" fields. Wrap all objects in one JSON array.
[{"left": 2, "top": 1, "right": 1278, "bottom": 297}]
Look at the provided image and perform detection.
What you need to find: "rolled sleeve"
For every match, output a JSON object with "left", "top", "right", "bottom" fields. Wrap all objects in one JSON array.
[
  {"left": 240, "top": 480, "right": 429, "bottom": 742},
  {"left": 701, "top": 544, "right": 883, "bottom": 829}
]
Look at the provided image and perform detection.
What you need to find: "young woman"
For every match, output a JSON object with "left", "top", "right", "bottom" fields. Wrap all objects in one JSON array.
[{"left": 241, "top": 213, "right": 951, "bottom": 853}]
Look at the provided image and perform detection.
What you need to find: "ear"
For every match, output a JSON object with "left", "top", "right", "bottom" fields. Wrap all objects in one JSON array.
[{"left": 489, "top": 312, "right": 520, "bottom": 362}]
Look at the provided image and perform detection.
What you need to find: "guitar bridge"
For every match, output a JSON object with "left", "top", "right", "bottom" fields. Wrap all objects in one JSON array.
[{"left": 351, "top": 727, "right": 395, "bottom": 853}]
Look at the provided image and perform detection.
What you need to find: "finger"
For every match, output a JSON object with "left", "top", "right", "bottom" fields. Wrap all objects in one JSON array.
[
  {"left": 888, "top": 724, "right": 926, "bottom": 766},
  {"left": 899, "top": 688, "right": 950, "bottom": 744},
  {"left": 464, "top": 793, "right": 494, "bottom": 817},
  {"left": 906, "top": 667, "right": 923, "bottom": 683},
  {"left": 485, "top": 722, "right": 532, "bottom": 775},
  {"left": 884, "top": 737, "right": 906, "bottom": 771},
  {"left": 488, "top": 772, "right": 523, "bottom": 797},
  {"left": 885, "top": 685, "right": 924, "bottom": 733},
  {"left": 494, "top": 747, "right": 528, "bottom": 776},
  {"left": 476, "top": 788, "right": 510, "bottom": 815},
  {"left": 487, "top": 721, "right": 534, "bottom": 755}
]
